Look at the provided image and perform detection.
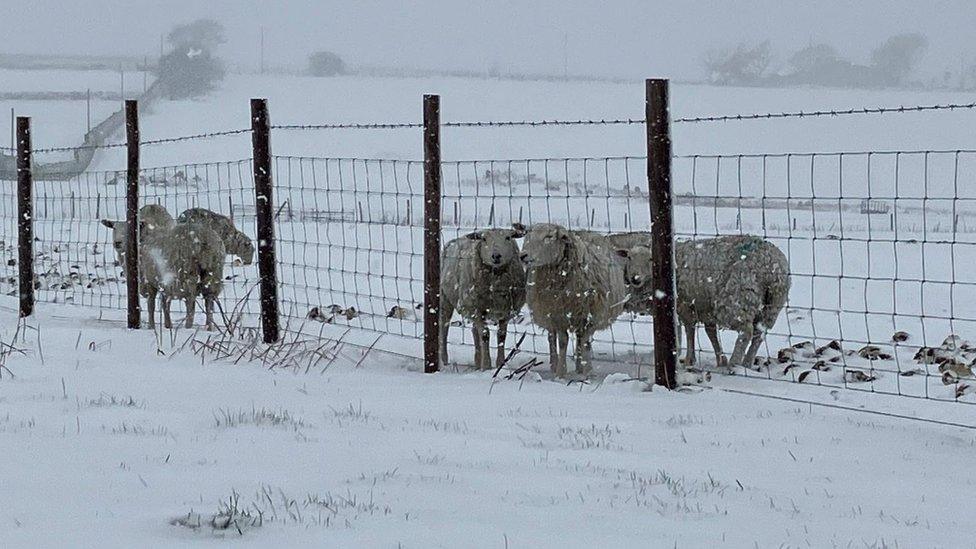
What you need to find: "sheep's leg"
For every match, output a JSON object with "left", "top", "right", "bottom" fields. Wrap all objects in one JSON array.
[
  {"left": 705, "top": 324, "right": 726, "bottom": 369},
  {"left": 478, "top": 320, "right": 491, "bottom": 370},
  {"left": 743, "top": 325, "right": 765, "bottom": 368},
  {"left": 548, "top": 331, "right": 558, "bottom": 374},
  {"left": 162, "top": 296, "right": 173, "bottom": 329},
  {"left": 185, "top": 297, "right": 196, "bottom": 329},
  {"left": 575, "top": 329, "right": 595, "bottom": 376},
  {"left": 729, "top": 324, "right": 754, "bottom": 368},
  {"left": 204, "top": 295, "right": 216, "bottom": 331},
  {"left": 439, "top": 300, "right": 455, "bottom": 365},
  {"left": 145, "top": 288, "right": 157, "bottom": 329},
  {"left": 683, "top": 322, "right": 696, "bottom": 366},
  {"left": 556, "top": 330, "right": 569, "bottom": 377},
  {"left": 495, "top": 320, "right": 508, "bottom": 370}
]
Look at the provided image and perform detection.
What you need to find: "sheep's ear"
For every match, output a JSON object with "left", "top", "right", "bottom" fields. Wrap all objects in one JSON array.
[
  {"left": 511, "top": 223, "right": 527, "bottom": 238},
  {"left": 465, "top": 231, "right": 484, "bottom": 241},
  {"left": 615, "top": 249, "right": 630, "bottom": 259},
  {"left": 100, "top": 219, "right": 116, "bottom": 229}
]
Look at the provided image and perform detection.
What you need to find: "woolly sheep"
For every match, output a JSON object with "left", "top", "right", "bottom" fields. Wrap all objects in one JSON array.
[
  {"left": 100, "top": 204, "right": 175, "bottom": 268},
  {"left": 615, "top": 234, "right": 790, "bottom": 368},
  {"left": 439, "top": 226, "right": 527, "bottom": 370},
  {"left": 177, "top": 208, "right": 254, "bottom": 265},
  {"left": 100, "top": 204, "right": 177, "bottom": 325},
  {"left": 519, "top": 223, "right": 627, "bottom": 377},
  {"left": 140, "top": 221, "right": 226, "bottom": 330}
]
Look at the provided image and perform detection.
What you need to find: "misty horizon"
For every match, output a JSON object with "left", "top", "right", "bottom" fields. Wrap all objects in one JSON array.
[{"left": 5, "top": 0, "right": 976, "bottom": 82}]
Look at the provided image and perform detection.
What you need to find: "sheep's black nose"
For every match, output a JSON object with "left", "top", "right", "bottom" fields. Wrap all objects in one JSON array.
[
  {"left": 519, "top": 253, "right": 529, "bottom": 263},
  {"left": 492, "top": 252, "right": 502, "bottom": 263}
]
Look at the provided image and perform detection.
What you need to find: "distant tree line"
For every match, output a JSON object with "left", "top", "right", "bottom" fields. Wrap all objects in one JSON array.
[{"left": 702, "top": 33, "right": 938, "bottom": 89}]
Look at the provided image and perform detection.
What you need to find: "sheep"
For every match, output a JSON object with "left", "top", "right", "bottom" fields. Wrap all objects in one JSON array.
[
  {"left": 519, "top": 223, "right": 627, "bottom": 377},
  {"left": 439, "top": 226, "right": 527, "bottom": 370},
  {"left": 140, "top": 221, "right": 226, "bottom": 330},
  {"left": 100, "top": 204, "right": 177, "bottom": 328},
  {"left": 606, "top": 231, "right": 658, "bottom": 313},
  {"left": 614, "top": 234, "right": 790, "bottom": 369},
  {"left": 176, "top": 208, "right": 254, "bottom": 265},
  {"left": 100, "top": 204, "right": 175, "bottom": 268},
  {"left": 100, "top": 205, "right": 225, "bottom": 329}
]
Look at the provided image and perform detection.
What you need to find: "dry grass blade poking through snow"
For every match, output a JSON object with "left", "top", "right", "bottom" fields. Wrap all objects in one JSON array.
[{"left": 159, "top": 283, "right": 352, "bottom": 374}]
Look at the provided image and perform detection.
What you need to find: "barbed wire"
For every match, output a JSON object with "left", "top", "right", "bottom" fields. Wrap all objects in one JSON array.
[
  {"left": 272, "top": 101, "right": 976, "bottom": 131},
  {"left": 673, "top": 101, "right": 976, "bottom": 123},
  {"left": 5, "top": 101, "right": 976, "bottom": 155},
  {"left": 23, "top": 128, "right": 253, "bottom": 154}
]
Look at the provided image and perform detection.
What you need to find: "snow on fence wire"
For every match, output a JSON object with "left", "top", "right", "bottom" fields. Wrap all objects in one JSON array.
[{"left": 2, "top": 84, "right": 976, "bottom": 406}]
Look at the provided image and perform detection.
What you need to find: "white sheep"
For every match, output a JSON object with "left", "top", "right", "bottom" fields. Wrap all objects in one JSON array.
[
  {"left": 101, "top": 204, "right": 176, "bottom": 328},
  {"left": 101, "top": 204, "right": 175, "bottom": 268},
  {"left": 101, "top": 205, "right": 225, "bottom": 329},
  {"left": 614, "top": 234, "right": 790, "bottom": 368},
  {"left": 176, "top": 208, "right": 254, "bottom": 265},
  {"left": 439, "top": 226, "right": 527, "bottom": 370},
  {"left": 519, "top": 223, "right": 627, "bottom": 377},
  {"left": 140, "top": 221, "right": 226, "bottom": 330}
]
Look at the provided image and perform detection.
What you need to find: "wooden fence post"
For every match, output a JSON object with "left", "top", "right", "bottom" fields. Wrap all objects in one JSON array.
[
  {"left": 645, "top": 79, "right": 678, "bottom": 389},
  {"left": 423, "top": 94, "right": 442, "bottom": 374},
  {"left": 250, "top": 98, "right": 281, "bottom": 343},
  {"left": 125, "top": 100, "right": 141, "bottom": 329},
  {"left": 16, "top": 117, "right": 34, "bottom": 318}
]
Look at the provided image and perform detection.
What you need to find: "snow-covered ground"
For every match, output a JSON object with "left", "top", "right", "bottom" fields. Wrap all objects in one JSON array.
[{"left": 1, "top": 305, "right": 975, "bottom": 548}]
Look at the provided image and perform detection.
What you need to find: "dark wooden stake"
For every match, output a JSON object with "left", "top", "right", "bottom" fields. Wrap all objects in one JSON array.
[
  {"left": 251, "top": 98, "right": 281, "bottom": 343},
  {"left": 16, "top": 117, "right": 34, "bottom": 318},
  {"left": 645, "top": 79, "right": 678, "bottom": 389},
  {"left": 423, "top": 94, "right": 442, "bottom": 374},
  {"left": 125, "top": 100, "right": 141, "bottom": 329}
]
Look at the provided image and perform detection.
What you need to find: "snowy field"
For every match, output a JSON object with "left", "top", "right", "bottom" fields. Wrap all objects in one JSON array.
[
  {"left": 1, "top": 306, "right": 975, "bottom": 548},
  {"left": 3, "top": 68, "right": 976, "bottom": 547}
]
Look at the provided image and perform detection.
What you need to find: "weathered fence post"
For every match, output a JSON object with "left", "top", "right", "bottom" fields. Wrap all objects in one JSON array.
[
  {"left": 250, "top": 98, "right": 281, "bottom": 343},
  {"left": 125, "top": 100, "right": 141, "bottom": 329},
  {"left": 423, "top": 94, "right": 442, "bottom": 374},
  {"left": 16, "top": 117, "right": 34, "bottom": 318},
  {"left": 645, "top": 78, "right": 678, "bottom": 389}
]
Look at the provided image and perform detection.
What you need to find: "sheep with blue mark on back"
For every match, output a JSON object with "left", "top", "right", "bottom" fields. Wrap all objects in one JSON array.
[{"left": 612, "top": 233, "right": 790, "bottom": 369}]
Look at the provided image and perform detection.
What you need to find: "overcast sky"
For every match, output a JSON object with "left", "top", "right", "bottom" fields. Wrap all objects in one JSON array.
[{"left": 5, "top": 0, "right": 976, "bottom": 79}]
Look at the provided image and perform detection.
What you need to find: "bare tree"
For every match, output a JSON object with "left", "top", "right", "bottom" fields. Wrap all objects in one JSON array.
[
  {"left": 703, "top": 41, "right": 771, "bottom": 85},
  {"left": 308, "top": 51, "right": 347, "bottom": 77},
  {"left": 156, "top": 19, "right": 227, "bottom": 99},
  {"left": 871, "top": 33, "right": 928, "bottom": 86}
]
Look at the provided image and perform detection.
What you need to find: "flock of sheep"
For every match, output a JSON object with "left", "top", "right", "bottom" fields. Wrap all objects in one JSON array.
[
  {"left": 100, "top": 205, "right": 253, "bottom": 330},
  {"left": 99, "top": 205, "right": 791, "bottom": 380},
  {"left": 440, "top": 223, "right": 791, "bottom": 377}
]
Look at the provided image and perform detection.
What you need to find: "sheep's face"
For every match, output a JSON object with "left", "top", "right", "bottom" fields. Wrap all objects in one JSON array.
[
  {"left": 615, "top": 245, "right": 653, "bottom": 288},
  {"left": 99, "top": 205, "right": 174, "bottom": 267},
  {"left": 238, "top": 238, "right": 255, "bottom": 265},
  {"left": 100, "top": 219, "right": 127, "bottom": 266},
  {"left": 519, "top": 223, "right": 571, "bottom": 268},
  {"left": 466, "top": 228, "right": 523, "bottom": 269}
]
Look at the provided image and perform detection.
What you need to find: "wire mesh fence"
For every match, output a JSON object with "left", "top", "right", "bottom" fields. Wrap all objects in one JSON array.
[{"left": 3, "top": 93, "right": 976, "bottom": 407}]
